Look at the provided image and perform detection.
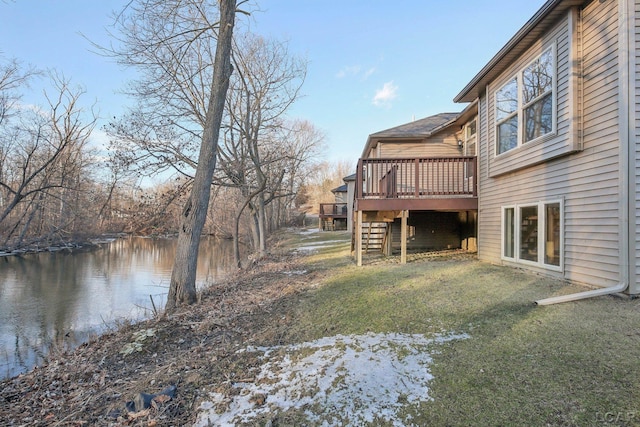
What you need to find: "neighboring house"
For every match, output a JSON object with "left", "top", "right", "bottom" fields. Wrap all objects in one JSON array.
[
  {"left": 451, "top": 0, "right": 640, "bottom": 299},
  {"left": 319, "top": 174, "right": 356, "bottom": 232},
  {"left": 319, "top": 184, "right": 348, "bottom": 231},
  {"left": 353, "top": 107, "right": 479, "bottom": 265},
  {"left": 343, "top": 173, "right": 356, "bottom": 233}
]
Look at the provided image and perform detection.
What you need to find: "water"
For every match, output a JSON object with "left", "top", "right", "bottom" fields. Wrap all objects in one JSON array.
[{"left": 0, "top": 236, "right": 236, "bottom": 379}]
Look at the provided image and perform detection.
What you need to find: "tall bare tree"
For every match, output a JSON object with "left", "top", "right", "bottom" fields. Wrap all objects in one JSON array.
[
  {"left": 170, "top": 0, "right": 239, "bottom": 310},
  {"left": 102, "top": 0, "right": 243, "bottom": 310}
]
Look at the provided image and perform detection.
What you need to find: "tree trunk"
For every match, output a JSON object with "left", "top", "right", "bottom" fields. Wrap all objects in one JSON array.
[
  {"left": 256, "top": 192, "right": 267, "bottom": 256},
  {"left": 166, "top": 0, "right": 236, "bottom": 312},
  {"left": 249, "top": 204, "right": 260, "bottom": 252},
  {"left": 233, "top": 211, "right": 242, "bottom": 268}
]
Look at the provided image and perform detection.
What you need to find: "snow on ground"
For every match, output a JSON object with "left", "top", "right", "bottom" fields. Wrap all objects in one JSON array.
[
  {"left": 296, "top": 228, "right": 319, "bottom": 235},
  {"left": 195, "top": 332, "right": 468, "bottom": 426},
  {"left": 294, "top": 239, "right": 346, "bottom": 252},
  {"left": 283, "top": 226, "right": 348, "bottom": 252}
]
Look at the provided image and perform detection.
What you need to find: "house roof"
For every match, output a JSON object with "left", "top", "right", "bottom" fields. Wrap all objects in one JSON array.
[
  {"left": 360, "top": 101, "right": 478, "bottom": 158},
  {"left": 342, "top": 173, "right": 356, "bottom": 182},
  {"left": 368, "top": 112, "right": 460, "bottom": 139},
  {"left": 331, "top": 184, "right": 348, "bottom": 193},
  {"left": 454, "top": 0, "right": 585, "bottom": 103},
  {"left": 361, "top": 112, "right": 459, "bottom": 158}
]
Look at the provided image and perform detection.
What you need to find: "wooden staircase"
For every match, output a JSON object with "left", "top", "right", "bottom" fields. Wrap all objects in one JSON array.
[
  {"left": 352, "top": 222, "right": 388, "bottom": 253},
  {"left": 321, "top": 218, "right": 335, "bottom": 231}
]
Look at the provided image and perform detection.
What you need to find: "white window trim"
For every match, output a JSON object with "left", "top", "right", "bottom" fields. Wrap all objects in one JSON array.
[
  {"left": 501, "top": 199, "right": 564, "bottom": 272},
  {"left": 494, "top": 43, "right": 558, "bottom": 157}
]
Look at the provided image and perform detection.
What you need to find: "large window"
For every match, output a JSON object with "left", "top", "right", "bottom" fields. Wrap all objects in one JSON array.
[
  {"left": 495, "top": 46, "right": 555, "bottom": 155},
  {"left": 502, "top": 200, "right": 562, "bottom": 269}
]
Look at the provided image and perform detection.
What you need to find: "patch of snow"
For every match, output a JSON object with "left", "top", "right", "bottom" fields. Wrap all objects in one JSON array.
[
  {"left": 195, "top": 331, "right": 468, "bottom": 426},
  {"left": 294, "top": 240, "right": 346, "bottom": 252},
  {"left": 281, "top": 270, "right": 308, "bottom": 276},
  {"left": 287, "top": 227, "right": 320, "bottom": 236}
]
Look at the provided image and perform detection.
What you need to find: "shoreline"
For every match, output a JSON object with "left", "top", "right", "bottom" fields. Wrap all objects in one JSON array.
[{"left": 0, "top": 231, "right": 314, "bottom": 425}]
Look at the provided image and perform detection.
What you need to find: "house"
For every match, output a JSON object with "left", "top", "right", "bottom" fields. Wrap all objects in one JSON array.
[
  {"left": 352, "top": 0, "right": 640, "bottom": 301},
  {"left": 319, "top": 174, "right": 356, "bottom": 232},
  {"left": 353, "top": 106, "right": 479, "bottom": 266},
  {"left": 451, "top": 0, "right": 640, "bottom": 300}
]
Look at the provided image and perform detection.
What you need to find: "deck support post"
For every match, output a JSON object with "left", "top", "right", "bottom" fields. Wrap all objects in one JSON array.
[
  {"left": 400, "top": 210, "right": 408, "bottom": 264},
  {"left": 356, "top": 210, "right": 363, "bottom": 266},
  {"left": 385, "top": 222, "right": 393, "bottom": 256}
]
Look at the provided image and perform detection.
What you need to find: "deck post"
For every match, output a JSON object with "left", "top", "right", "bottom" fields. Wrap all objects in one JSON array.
[
  {"left": 385, "top": 222, "right": 393, "bottom": 256},
  {"left": 356, "top": 210, "right": 363, "bottom": 266},
  {"left": 400, "top": 210, "right": 408, "bottom": 264}
]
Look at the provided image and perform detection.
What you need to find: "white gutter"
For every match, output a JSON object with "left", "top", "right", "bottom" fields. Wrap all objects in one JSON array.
[
  {"left": 536, "top": 0, "right": 632, "bottom": 305},
  {"left": 535, "top": 283, "right": 627, "bottom": 306}
]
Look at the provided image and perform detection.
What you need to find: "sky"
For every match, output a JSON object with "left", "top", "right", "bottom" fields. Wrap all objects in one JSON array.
[{"left": 0, "top": 0, "right": 547, "bottom": 171}]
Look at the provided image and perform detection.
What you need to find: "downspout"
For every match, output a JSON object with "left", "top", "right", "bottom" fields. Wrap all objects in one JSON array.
[{"left": 536, "top": 0, "right": 632, "bottom": 305}]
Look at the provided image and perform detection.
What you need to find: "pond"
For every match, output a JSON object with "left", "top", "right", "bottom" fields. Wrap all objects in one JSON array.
[{"left": 0, "top": 236, "right": 236, "bottom": 379}]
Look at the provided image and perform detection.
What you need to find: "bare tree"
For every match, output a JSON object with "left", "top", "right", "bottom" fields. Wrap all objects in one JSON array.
[
  {"left": 219, "top": 33, "right": 307, "bottom": 259},
  {"left": 0, "top": 71, "right": 97, "bottom": 249},
  {"left": 0, "top": 58, "right": 37, "bottom": 127},
  {"left": 304, "top": 159, "right": 355, "bottom": 213},
  {"left": 169, "top": 0, "right": 241, "bottom": 310},
  {"left": 276, "top": 119, "right": 325, "bottom": 221},
  {"left": 102, "top": 0, "right": 244, "bottom": 310}
]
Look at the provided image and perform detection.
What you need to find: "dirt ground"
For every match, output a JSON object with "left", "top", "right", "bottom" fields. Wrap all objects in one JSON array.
[{"left": 0, "top": 240, "right": 323, "bottom": 426}]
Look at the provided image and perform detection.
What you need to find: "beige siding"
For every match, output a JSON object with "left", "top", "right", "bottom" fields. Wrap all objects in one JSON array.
[
  {"left": 378, "top": 133, "right": 462, "bottom": 158},
  {"left": 478, "top": 0, "right": 621, "bottom": 287}
]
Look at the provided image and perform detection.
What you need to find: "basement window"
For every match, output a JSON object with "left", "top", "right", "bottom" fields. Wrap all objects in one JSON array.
[{"left": 501, "top": 200, "right": 562, "bottom": 270}]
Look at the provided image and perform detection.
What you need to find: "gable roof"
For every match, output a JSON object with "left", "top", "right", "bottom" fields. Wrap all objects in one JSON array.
[
  {"left": 454, "top": 0, "right": 585, "bottom": 103},
  {"left": 369, "top": 112, "right": 460, "bottom": 139},
  {"left": 331, "top": 184, "right": 348, "bottom": 193},
  {"left": 361, "top": 112, "right": 459, "bottom": 158},
  {"left": 343, "top": 173, "right": 356, "bottom": 182},
  {"left": 360, "top": 101, "right": 478, "bottom": 158}
]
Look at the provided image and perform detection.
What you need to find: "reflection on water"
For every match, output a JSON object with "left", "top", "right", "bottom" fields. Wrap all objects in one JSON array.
[{"left": 0, "top": 236, "right": 235, "bottom": 379}]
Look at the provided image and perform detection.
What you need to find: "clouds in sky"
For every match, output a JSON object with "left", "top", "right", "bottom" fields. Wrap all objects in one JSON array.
[
  {"left": 335, "top": 63, "right": 398, "bottom": 108},
  {"left": 372, "top": 81, "right": 398, "bottom": 107},
  {"left": 336, "top": 65, "right": 376, "bottom": 80}
]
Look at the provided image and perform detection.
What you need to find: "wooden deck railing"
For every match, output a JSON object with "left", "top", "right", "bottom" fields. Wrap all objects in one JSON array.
[
  {"left": 356, "top": 156, "right": 477, "bottom": 200},
  {"left": 319, "top": 203, "right": 348, "bottom": 218}
]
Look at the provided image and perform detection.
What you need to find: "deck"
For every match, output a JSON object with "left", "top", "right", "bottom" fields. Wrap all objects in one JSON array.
[
  {"left": 355, "top": 156, "right": 478, "bottom": 211},
  {"left": 319, "top": 203, "right": 348, "bottom": 230}
]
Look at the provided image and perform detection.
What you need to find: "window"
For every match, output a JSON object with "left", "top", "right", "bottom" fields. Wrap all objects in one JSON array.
[
  {"left": 495, "top": 46, "right": 555, "bottom": 155},
  {"left": 496, "top": 79, "right": 518, "bottom": 154},
  {"left": 519, "top": 205, "right": 538, "bottom": 262},
  {"left": 501, "top": 200, "right": 562, "bottom": 270},
  {"left": 464, "top": 118, "right": 477, "bottom": 180},
  {"left": 523, "top": 49, "right": 553, "bottom": 142},
  {"left": 503, "top": 207, "right": 515, "bottom": 258},
  {"left": 544, "top": 203, "right": 561, "bottom": 266},
  {"left": 464, "top": 118, "right": 477, "bottom": 156}
]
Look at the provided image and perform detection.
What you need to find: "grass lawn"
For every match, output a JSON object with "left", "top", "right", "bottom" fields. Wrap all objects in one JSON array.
[{"left": 279, "top": 228, "right": 640, "bottom": 426}]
